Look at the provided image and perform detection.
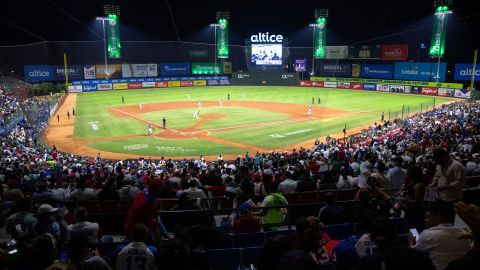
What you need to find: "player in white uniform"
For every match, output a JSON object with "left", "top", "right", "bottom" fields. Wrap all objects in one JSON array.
[
  {"left": 307, "top": 106, "right": 313, "bottom": 118},
  {"left": 116, "top": 223, "right": 157, "bottom": 270},
  {"left": 147, "top": 124, "right": 154, "bottom": 135},
  {"left": 198, "top": 100, "right": 202, "bottom": 108},
  {"left": 193, "top": 110, "right": 200, "bottom": 119},
  {"left": 219, "top": 98, "right": 223, "bottom": 106},
  {"left": 139, "top": 102, "right": 143, "bottom": 109}
]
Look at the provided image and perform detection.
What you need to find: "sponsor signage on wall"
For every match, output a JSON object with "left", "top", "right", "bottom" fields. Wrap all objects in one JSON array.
[
  {"left": 96, "top": 64, "right": 122, "bottom": 79},
  {"left": 360, "top": 64, "right": 393, "bottom": 79},
  {"left": 299, "top": 80, "right": 313, "bottom": 86},
  {"left": 337, "top": 82, "right": 351, "bottom": 89},
  {"left": 142, "top": 82, "right": 155, "bottom": 88},
  {"left": 82, "top": 85, "right": 97, "bottom": 91},
  {"left": 380, "top": 44, "right": 409, "bottom": 61},
  {"left": 53, "top": 65, "right": 83, "bottom": 80},
  {"left": 128, "top": 82, "right": 142, "bottom": 89},
  {"left": 454, "top": 63, "right": 480, "bottom": 81},
  {"left": 97, "top": 83, "right": 113, "bottom": 90},
  {"left": 350, "top": 83, "right": 363, "bottom": 90},
  {"left": 376, "top": 84, "right": 390, "bottom": 92},
  {"left": 193, "top": 80, "right": 207, "bottom": 86},
  {"left": 24, "top": 65, "right": 54, "bottom": 81},
  {"left": 180, "top": 81, "right": 193, "bottom": 87},
  {"left": 168, "top": 81, "right": 181, "bottom": 87},
  {"left": 159, "top": 63, "right": 190, "bottom": 76},
  {"left": 394, "top": 62, "right": 446, "bottom": 82},
  {"left": 84, "top": 65, "right": 96, "bottom": 79},
  {"left": 324, "top": 46, "right": 348, "bottom": 59},
  {"left": 155, "top": 81, "right": 168, "bottom": 88},
  {"left": 389, "top": 85, "right": 405, "bottom": 92},
  {"left": 454, "top": 89, "right": 471, "bottom": 98},
  {"left": 294, "top": 59, "right": 307, "bottom": 72},
  {"left": 348, "top": 45, "right": 381, "bottom": 59},
  {"left": 219, "top": 79, "right": 231, "bottom": 85},
  {"left": 324, "top": 81, "right": 337, "bottom": 88},
  {"left": 312, "top": 81, "right": 324, "bottom": 87},
  {"left": 207, "top": 80, "right": 219, "bottom": 86},
  {"left": 421, "top": 87, "right": 438, "bottom": 95},
  {"left": 113, "top": 83, "right": 128, "bottom": 90},
  {"left": 318, "top": 63, "right": 351, "bottom": 77},
  {"left": 363, "top": 84, "right": 376, "bottom": 90}
]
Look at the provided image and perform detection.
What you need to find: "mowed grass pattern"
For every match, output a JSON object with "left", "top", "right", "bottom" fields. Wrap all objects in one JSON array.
[{"left": 74, "top": 87, "right": 454, "bottom": 156}]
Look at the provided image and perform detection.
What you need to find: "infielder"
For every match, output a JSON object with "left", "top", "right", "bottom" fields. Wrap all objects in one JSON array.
[
  {"left": 307, "top": 106, "right": 313, "bottom": 118},
  {"left": 193, "top": 110, "right": 200, "bottom": 119},
  {"left": 219, "top": 98, "right": 223, "bottom": 106},
  {"left": 147, "top": 124, "right": 154, "bottom": 135},
  {"left": 139, "top": 102, "right": 143, "bottom": 109},
  {"left": 198, "top": 100, "right": 202, "bottom": 108}
]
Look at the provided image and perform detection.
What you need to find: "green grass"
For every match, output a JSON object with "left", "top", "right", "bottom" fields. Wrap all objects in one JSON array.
[{"left": 75, "top": 86, "right": 455, "bottom": 156}]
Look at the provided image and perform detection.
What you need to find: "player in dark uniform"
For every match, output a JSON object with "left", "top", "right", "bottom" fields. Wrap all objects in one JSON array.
[{"left": 162, "top": 117, "right": 166, "bottom": 129}]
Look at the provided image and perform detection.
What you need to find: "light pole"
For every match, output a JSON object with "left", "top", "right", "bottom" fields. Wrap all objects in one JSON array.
[
  {"left": 96, "top": 17, "right": 109, "bottom": 79},
  {"left": 431, "top": 0, "right": 453, "bottom": 82},
  {"left": 312, "top": 9, "right": 329, "bottom": 76}
]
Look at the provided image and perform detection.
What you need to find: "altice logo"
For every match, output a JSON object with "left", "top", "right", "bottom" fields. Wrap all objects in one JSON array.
[{"left": 29, "top": 70, "right": 50, "bottom": 77}]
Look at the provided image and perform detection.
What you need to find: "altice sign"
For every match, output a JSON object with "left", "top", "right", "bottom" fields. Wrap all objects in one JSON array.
[{"left": 250, "top": 32, "right": 283, "bottom": 43}]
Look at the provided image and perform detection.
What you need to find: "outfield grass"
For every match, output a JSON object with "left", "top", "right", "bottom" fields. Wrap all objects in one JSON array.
[{"left": 74, "top": 87, "right": 454, "bottom": 156}]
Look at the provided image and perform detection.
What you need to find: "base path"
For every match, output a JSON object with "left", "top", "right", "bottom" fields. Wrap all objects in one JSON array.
[{"left": 44, "top": 95, "right": 359, "bottom": 161}]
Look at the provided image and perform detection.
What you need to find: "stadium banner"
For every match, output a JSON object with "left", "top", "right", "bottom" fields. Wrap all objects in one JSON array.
[
  {"left": 53, "top": 65, "right": 83, "bottom": 81},
  {"left": 142, "top": 82, "right": 155, "bottom": 88},
  {"left": 95, "top": 64, "right": 122, "bottom": 79},
  {"left": 310, "top": 77, "right": 462, "bottom": 88},
  {"left": 232, "top": 71, "right": 298, "bottom": 86},
  {"left": 68, "top": 85, "right": 83, "bottom": 93},
  {"left": 312, "top": 81, "right": 324, "bottom": 87},
  {"left": 167, "top": 81, "right": 181, "bottom": 87},
  {"left": 128, "top": 82, "right": 142, "bottom": 89},
  {"left": 429, "top": 10, "right": 448, "bottom": 58},
  {"left": 348, "top": 45, "right": 381, "bottom": 59},
  {"left": 159, "top": 63, "right": 190, "bottom": 76},
  {"left": 363, "top": 84, "right": 377, "bottom": 91},
  {"left": 132, "top": 64, "right": 150, "bottom": 77},
  {"left": 314, "top": 18, "right": 327, "bottom": 59},
  {"left": 324, "top": 46, "right": 348, "bottom": 59},
  {"left": 217, "top": 19, "right": 229, "bottom": 58},
  {"left": 219, "top": 79, "right": 231, "bottom": 85},
  {"left": 193, "top": 80, "right": 207, "bottom": 86},
  {"left": 24, "top": 65, "right": 54, "bottom": 82},
  {"left": 324, "top": 81, "right": 337, "bottom": 88},
  {"left": 318, "top": 63, "right": 351, "bottom": 77},
  {"left": 223, "top": 62, "right": 232, "bottom": 74},
  {"left": 191, "top": 62, "right": 222, "bottom": 75},
  {"left": 82, "top": 85, "right": 97, "bottom": 92},
  {"left": 180, "top": 81, "right": 193, "bottom": 87},
  {"left": 404, "top": 86, "right": 412, "bottom": 93},
  {"left": 380, "top": 44, "right": 409, "bottom": 61},
  {"left": 121, "top": 64, "right": 132, "bottom": 78},
  {"left": 394, "top": 62, "right": 446, "bottom": 82},
  {"left": 113, "top": 83, "right": 128, "bottom": 90},
  {"left": 337, "top": 82, "right": 351, "bottom": 89},
  {"left": 350, "top": 82, "right": 363, "bottom": 90},
  {"left": 106, "top": 14, "right": 121, "bottom": 58},
  {"left": 376, "top": 84, "right": 390, "bottom": 92},
  {"left": 97, "top": 83, "right": 113, "bottom": 90},
  {"left": 155, "top": 81, "right": 168, "bottom": 88},
  {"left": 360, "top": 64, "right": 393, "bottom": 79},
  {"left": 189, "top": 49, "right": 208, "bottom": 58},
  {"left": 294, "top": 59, "right": 307, "bottom": 72},
  {"left": 454, "top": 63, "right": 480, "bottom": 81},
  {"left": 207, "top": 80, "right": 219, "bottom": 86},
  {"left": 83, "top": 65, "right": 96, "bottom": 79},
  {"left": 389, "top": 85, "right": 405, "bottom": 93},
  {"left": 421, "top": 87, "right": 438, "bottom": 95},
  {"left": 351, "top": 64, "right": 361, "bottom": 77},
  {"left": 438, "top": 88, "right": 454, "bottom": 96},
  {"left": 454, "top": 89, "right": 471, "bottom": 99},
  {"left": 299, "top": 80, "right": 313, "bottom": 87}
]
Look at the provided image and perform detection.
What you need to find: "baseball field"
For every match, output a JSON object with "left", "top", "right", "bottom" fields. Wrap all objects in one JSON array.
[{"left": 43, "top": 86, "right": 455, "bottom": 160}]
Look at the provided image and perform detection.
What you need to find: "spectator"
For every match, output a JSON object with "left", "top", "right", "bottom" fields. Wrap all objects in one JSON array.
[
  {"left": 397, "top": 165, "right": 427, "bottom": 232},
  {"left": 97, "top": 180, "right": 119, "bottom": 201},
  {"left": 171, "top": 192, "right": 202, "bottom": 211},
  {"left": 118, "top": 178, "right": 141, "bottom": 201},
  {"left": 5, "top": 197, "right": 37, "bottom": 240},
  {"left": 414, "top": 203, "right": 471, "bottom": 270},
  {"left": 184, "top": 178, "right": 207, "bottom": 200},
  {"left": 387, "top": 157, "right": 407, "bottom": 190},
  {"left": 337, "top": 167, "right": 355, "bottom": 189},
  {"left": 349, "top": 189, "right": 376, "bottom": 223},
  {"left": 358, "top": 153, "right": 375, "bottom": 188},
  {"left": 67, "top": 206, "right": 102, "bottom": 245},
  {"left": 318, "top": 192, "right": 346, "bottom": 226},
  {"left": 68, "top": 237, "right": 111, "bottom": 270},
  {"left": 278, "top": 171, "right": 297, "bottom": 194},
  {"left": 69, "top": 178, "right": 95, "bottom": 201},
  {"left": 116, "top": 223, "right": 157, "bottom": 270},
  {"left": 258, "top": 234, "right": 293, "bottom": 270},
  {"left": 33, "top": 204, "right": 61, "bottom": 240},
  {"left": 382, "top": 245, "right": 435, "bottom": 270},
  {"left": 233, "top": 201, "right": 261, "bottom": 233},
  {"left": 256, "top": 180, "right": 288, "bottom": 230}
]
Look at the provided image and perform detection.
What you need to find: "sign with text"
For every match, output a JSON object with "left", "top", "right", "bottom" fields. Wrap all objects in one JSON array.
[
  {"left": 159, "top": 63, "right": 190, "bottom": 76},
  {"left": 324, "top": 46, "right": 348, "bottom": 59},
  {"left": 294, "top": 59, "right": 307, "bottom": 72},
  {"left": 454, "top": 63, "right": 480, "bottom": 81},
  {"left": 380, "top": 44, "right": 409, "bottom": 61},
  {"left": 318, "top": 63, "right": 351, "bottom": 77},
  {"left": 394, "top": 62, "right": 446, "bottom": 82},
  {"left": 360, "top": 64, "right": 393, "bottom": 79},
  {"left": 24, "top": 65, "right": 54, "bottom": 81},
  {"left": 348, "top": 45, "right": 380, "bottom": 59}
]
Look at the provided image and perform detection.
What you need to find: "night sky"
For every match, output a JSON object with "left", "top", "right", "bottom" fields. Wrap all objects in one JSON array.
[{"left": 0, "top": 0, "right": 478, "bottom": 62}]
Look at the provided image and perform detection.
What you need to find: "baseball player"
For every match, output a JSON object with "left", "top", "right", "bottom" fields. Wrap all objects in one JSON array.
[
  {"left": 198, "top": 100, "right": 202, "bottom": 108},
  {"left": 147, "top": 124, "right": 154, "bottom": 135},
  {"left": 307, "top": 106, "right": 313, "bottom": 118},
  {"left": 219, "top": 98, "right": 223, "bottom": 106},
  {"left": 162, "top": 117, "right": 166, "bottom": 129},
  {"left": 193, "top": 110, "right": 200, "bottom": 119},
  {"left": 139, "top": 102, "right": 143, "bottom": 109}
]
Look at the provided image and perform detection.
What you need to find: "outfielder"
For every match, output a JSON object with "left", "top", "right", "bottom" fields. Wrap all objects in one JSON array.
[
  {"left": 307, "top": 106, "right": 313, "bottom": 118},
  {"left": 193, "top": 110, "right": 200, "bottom": 119}
]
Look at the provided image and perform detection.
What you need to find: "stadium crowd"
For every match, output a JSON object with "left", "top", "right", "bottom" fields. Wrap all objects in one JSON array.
[{"left": 1, "top": 86, "right": 480, "bottom": 269}]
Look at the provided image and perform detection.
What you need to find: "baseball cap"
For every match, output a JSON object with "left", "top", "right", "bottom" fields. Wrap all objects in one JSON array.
[{"left": 37, "top": 204, "right": 59, "bottom": 215}]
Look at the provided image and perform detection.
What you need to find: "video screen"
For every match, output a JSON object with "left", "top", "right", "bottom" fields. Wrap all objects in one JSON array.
[{"left": 251, "top": 44, "right": 282, "bottom": 65}]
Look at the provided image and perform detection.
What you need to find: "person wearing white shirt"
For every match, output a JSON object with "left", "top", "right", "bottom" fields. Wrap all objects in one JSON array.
[
  {"left": 386, "top": 157, "right": 406, "bottom": 190},
  {"left": 278, "top": 171, "right": 297, "bottom": 194},
  {"left": 414, "top": 203, "right": 471, "bottom": 270},
  {"left": 67, "top": 207, "right": 101, "bottom": 245},
  {"left": 116, "top": 223, "right": 157, "bottom": 270},
  {"left": 358, "top": 153, "right": 374, "bottom": 188},
  {"left": 184, "top": 178, "right": 206, "bottom": 200}
]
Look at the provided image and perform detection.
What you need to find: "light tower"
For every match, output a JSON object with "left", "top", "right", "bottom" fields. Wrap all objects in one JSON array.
[
  {"left": 430, "top": 0, "right": 453, "bottom": 82},
  {"left": 312, "top": 9, "right": 328, "bottom": 75}
]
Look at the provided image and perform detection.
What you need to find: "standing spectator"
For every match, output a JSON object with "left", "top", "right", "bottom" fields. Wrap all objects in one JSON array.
[
  {"left": 52, "top": 180, "right": 69, "bottom": 202},
  {"left": 337, "top": 167, "right": 355, "bottom": 189},
  {"left": 387, "top": 157, "right": 406, "bottom": 190},
  {"left": 171, "top": 192, "right": 202, "bottom": 211},
  {"left": 358, "top": 153, "right": 375, "bottom": 188},
  {"left": 33, "top": 204, "right": 61, "bottom": 240},
  {"left": 256, "top": 181, "right": 288, "bottom": 230},
  {"left": 5, "top": 197, "right": 37, "bottom": 240},
  {"left": 397, "top": 165, "right": 427, "bottom": 232}
]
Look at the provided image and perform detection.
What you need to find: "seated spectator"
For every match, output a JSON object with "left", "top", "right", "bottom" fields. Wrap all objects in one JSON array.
[
  {"left": 396, "top": 164, "right": 427, "bottom": 232},
  {"left": 318, "top": 192, "right": 346, "bottom": 226},
  {"left": 414, "top": 203, "right": 471, "bottom": 270},
  {"left": 171, "top": 192, "right": 202, "bottom": 211},
  {"left": 387, "top": 157, "right": 407, "bottom": 190},
  {"left": 69, "top": 178, "right": 95, "bottom": 201},
  {"left": 256, "top": 181, "right": 288, "bottom": 229},
  {"left": 258, "top": 234, "right": 293, "bottom": 270},
  {"left": 116, "top": 223, "right": 157, "bottom": 270},
  {"left": 337, "top": 167, "right": 355, "bottom": 189},
  {"left": 278, "top": 171, "right": 297, "bottom": 194},
  {"left": 52, "top": 180, "right": 69, "bottom": 202},
  {"left": 67, "top": 206, "right": 102, "bottom": 245},
  {"left": 33, "top": 204, "right": 61, "bottom": 241},
  {"left": 293, "top": 217, "right": 330, "bottom": 264},
  {"left": 370, "top": 161, "right": 389, "bottom": 188},
  {"left": 296, "top": 171, "right": 316, "bottom": 192},
  {"left": 355, "top": 210, "right": 380, "bottom": 258},
  {"left": 233, "top": 201, "right": 261, "bottom": 233},
  {"left": 97, "top": 180, "right": 119, "bottom": 201},
  {"left": 184, "top": 178, "right": 206, "bottom": 200},
  {"left": 118, "top": 178, "right": 141, "bottom": 201},
  {"left": 349, "top": 189, "right": 377, "bottom": 223},
  {"left": 2, "top": 180, "right": 24, "bottom": 204},
  {"left": 68, "top": 237, "right": 111, "bottom": 270},
  {"left": 5, "top": 197, "right": 37, "bottom": 240}
]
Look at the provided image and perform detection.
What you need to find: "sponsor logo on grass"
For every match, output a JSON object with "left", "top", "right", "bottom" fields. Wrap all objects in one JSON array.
[
  {"left": 124, "top": 144, "right": 149, "bottom": 150},
  {"left": 270, "top": 129, "right": 314, "bottom": 138},
  {"left": 155, "top": 146, "right": 196, "bottom": 152},
  {"left": 88, "top": 121, "right": 99, "bottom": 131}
]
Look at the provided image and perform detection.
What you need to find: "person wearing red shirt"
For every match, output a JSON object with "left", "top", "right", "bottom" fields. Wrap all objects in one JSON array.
[{"left": 233, "top": 201, "right": 261, "bottom": 233}]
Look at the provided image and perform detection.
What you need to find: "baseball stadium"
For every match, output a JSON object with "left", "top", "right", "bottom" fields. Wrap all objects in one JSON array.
[{"left": 1, "top": 0, "right": 480, "bottom": 270}]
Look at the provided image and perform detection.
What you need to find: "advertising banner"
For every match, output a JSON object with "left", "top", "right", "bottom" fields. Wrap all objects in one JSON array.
[
  {"left": 155, "top": 81, "right": 168, "bottom": 88},
  {"left": 24, "top": 65, "right": 54, "bottom": 82},
  {"left": 389, "top": 85, "right": 405, "bottom": 93},
  {"left": 363, "top": 84, "right": 376, "bottom": 91},
  {"left": 380, "top": 44, "right": 409, "bottom": 61},
  {"left": 376, "top": 84, "right": 390, "bottom": 92},
  {"left": 223, "top": 62, "right": 232, "bottom": 74},
  {"left": 96, "top": 64, "right": 122, "bottom": 79},
  {"left": 324, "top": 81, "right": 337, "bottom": 88},
  {"left": 348, "top": 45, "right": 381, "bottom": 59},
  {"left": 404, "top": 86, "right": 412, "bottom": 93},
  {"left": 318, "top": 63, "right": 351, "bottom": 77},
  {"left": 299, "top": 80, "right": 313, "bottom": 87},
  {"left": 337, "top": 82, "right": 351, "bottom": 89},
  {"left": 312, "top": 81, "right": 324, "bottom": 87},
  {"left": 207, "top": 80, "right": 219, "bottom": 86},
  {"left": 147, "top": 64, "right": 157, "bottom": 77},
  {"left": 113, "top": 83, "right": 128, "bottom": 90},
  {"left": 360, "top": 64, "right": 393, "bottom": 79},
  {"left": 68, "top": 85, "right": 83, "bottom": 93},
  {"left": 189, "top": 49, "right": 208, "bottom": 58},
  {"left": 191, "top": 62, "right": 222, "bottom": 75},
  {"left": 421, "top": 87, "right": 438, "bottom": 95},
  {"left": 429, "top": 9, "right": 449, "bottom": 58},
  {"left": 311, "top": 76, "right": 462, "bottom": 88},
  {"left": 180, "top": 81, "right": 193, "bottom": 87},
  {"left": 324, "top": 46, "right": 348, "bottom": 59},
  {"left": 159, "top": 63, "right": 190, "bottom": 77},
  {"left": 168, "top": 81, "right": 181, "bottom": 87},
  {"left": 82, "top": 85, "right": 97, "bottom": 92},
  {"left": 106, "top": 14, "right": 121, "bottom": 58},
  {"left": 121, "top": 64, "right": 132, "bottom": 78},
  {"left": 84, "top": 65, "right": 96, "bottom": 79},
  {"left": 193, "top": 80, "right": 207, "bottom": 86},
  {"left": 314, "top": 18, "right": 327, "bottom": 59},
  {"left": 454, "top": 89, "right": 471, "bottom": 99},
  {"left": 97, "top": 83, "right": 113, "bottom": 90},
  {"left": 294, "top": 59, "right": 307, "bottom": 72},
  {"left": 217, "top": 19, "right": 229, "bottom": 58},
  {"left": 128, "top": 82, "right": 142, "bottom": 89},
  {"left": 219, "top": 79, "right": 231, "bottom": 85},
  {"left": 454, "top": 63, "right": 480, "bottom": 81},
  {"left": 53, "top": 65, "right": 83, "bottom": 81},
  {"left": 142, "top": 82, "right": 155, "bottom": 88},
  {"left": 394, "top": 62, "right": 446, "bottom": 82},
  {"left": 352, "top": 64, "right": 361, "bottom": 77},
  {"left": 350, "top": 83, "right": 363, "bottom": 90},
  {"left": 438, "top": 88, "right": 454, "bottom": 96}
]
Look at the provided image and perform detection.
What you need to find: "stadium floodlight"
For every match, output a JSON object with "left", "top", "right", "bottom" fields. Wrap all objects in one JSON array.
[
  {"left": 430, "top": 0, "right": 453, "bottom": 82},
  {"left": 312, "top": 9, "right": 329, "bottom": 75},
  {"left": 314, "top": 9, "right": 329, "bottom": 19},
  {"left": 104, "top": 4, "right": 120, "bottom": 16},
  {"left": 216, "top": 11, "right": 230, "bottom": 20},
  {"left": 96, "top": 16, "right": 111, "bottom": 79}
]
